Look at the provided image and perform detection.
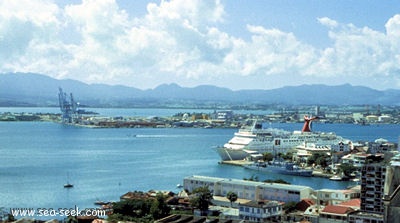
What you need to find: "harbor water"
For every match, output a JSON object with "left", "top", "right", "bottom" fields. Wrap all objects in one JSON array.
[{"left": 1, "top": 108, "right": 399, "bottom": 219}]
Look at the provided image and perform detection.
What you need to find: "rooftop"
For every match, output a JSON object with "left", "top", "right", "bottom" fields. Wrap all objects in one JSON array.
[
  {"left": 241, "top": 200, "right": 283, "bottom": 208},
  {"left": 322, "top": 205, "right": 355, "bottom": 215},
  {"left": 186, "top": 175, "right": 312, "bottom": 191},
  {"left": 338, "top": 198, "right": 361, "bottom": 209}
]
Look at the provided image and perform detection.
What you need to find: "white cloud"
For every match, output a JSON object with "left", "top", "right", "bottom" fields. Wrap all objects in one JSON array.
[
  {"left": 309, "top": 17, "right": 400, "bottom": 80},
  {"left": 0, "top": 0, "right": 60, "bottom": 61},
  {"left": 385, "top": 14, "right": 400, "bottom": 38},
  {"left": 318, "top": 17, "right": 338, "bottom": 28},
  {"left": 0, "top": 0, "right": 400, "bottom": 90}
]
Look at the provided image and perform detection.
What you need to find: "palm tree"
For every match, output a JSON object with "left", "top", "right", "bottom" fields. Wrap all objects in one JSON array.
[{"left": 226, "top": 191, "right": 238, "bottom": 207}]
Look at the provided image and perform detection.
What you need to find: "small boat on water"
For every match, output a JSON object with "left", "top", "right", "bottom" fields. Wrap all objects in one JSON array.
[
  {"left": 64, "top": 183, "right": 73, "bottom": 188},
  {"left": 329, "top": 175, "right": 343, "bottom": 181},
  {"left": 244, "top": 161, "right": 313, "bottom": 177},
  {"left": 64, "top": 172, "right": 73, "bottom": 188},
  {"left": 94, "top": 200, "right": 110, "bottom": 205}
]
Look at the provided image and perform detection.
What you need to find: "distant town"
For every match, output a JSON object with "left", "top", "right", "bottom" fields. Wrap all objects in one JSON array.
[
  {"left": 1, "top": 103, "right": 400, "bottom": 128},
  {"left": 2, "top": 89, "right": 400, "bottom": 223}
]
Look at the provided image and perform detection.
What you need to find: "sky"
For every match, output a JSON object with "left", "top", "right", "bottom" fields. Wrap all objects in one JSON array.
[{"left": 1, "top": 0, "right": 400, "bottom": 90}]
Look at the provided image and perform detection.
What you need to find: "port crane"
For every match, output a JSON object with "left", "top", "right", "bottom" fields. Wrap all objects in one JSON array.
[{"left": 58, "top": 87, "right": 79, "bottom": 123}]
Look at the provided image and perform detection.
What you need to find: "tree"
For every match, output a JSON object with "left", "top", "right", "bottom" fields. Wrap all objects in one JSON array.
[
  {"left": 263, "top": 179, "right": 290, "bottom": 184},
  {"left": 190, "top": 186, "right": 213, "bottom": 216},
  {"left": 226, "top": 191, "right": 238, "bottom": 207},
  {"left": 262, "top": 152, "right": 274, "bottom": 162},
  {"left": 283, "top": 201, "right": 297, "bottom": 214},
  {"left": 112, "top": 199, "right": 152, "bottom": 218},
  {"left": 150, "top": 192, "right": 171, "bottom": 220},
  {"left": 308, "top": 153, "right": 330, "bottom": 168},
  {"left": 281, "top": 152, "right": 293, "bottom": 161},
  {"left": 338, "top": 163, "right": 357, "bottom": 177}
]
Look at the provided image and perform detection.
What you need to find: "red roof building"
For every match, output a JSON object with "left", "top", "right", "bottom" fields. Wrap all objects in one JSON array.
[{"left": 319, "top": 205, "right": 356, "bottom": 223}]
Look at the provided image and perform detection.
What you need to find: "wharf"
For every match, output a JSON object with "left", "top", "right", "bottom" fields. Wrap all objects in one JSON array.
[
  {"left": 220, "top": 160, "right": 333, "bottom": 179},
  {"left": 311, "top": 170, "right": 334, "bottom": 178},
  {"left": 219, "top": 160, "right": 254, "bottom": 166}
]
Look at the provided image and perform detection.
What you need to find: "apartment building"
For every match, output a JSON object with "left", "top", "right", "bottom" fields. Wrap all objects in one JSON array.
[
  {"left": 383, "top": 154, "right": 400, "bottom": 223},
  {"left": 348, "top": 154, "right": 387, "bottom": 223}
]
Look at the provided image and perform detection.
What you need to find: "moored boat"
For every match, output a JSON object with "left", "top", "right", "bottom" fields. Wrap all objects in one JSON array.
[
  {"left": 94, "top": 200, "right": 110, "bottom": 205},
  {"left": 329, "top": 175, "right": 343, "bottom": 181},
  {"left": 244, "top": 161, "right": 313, "bottom": 177},
  {"left": 63, "top": 183, "right": 73, "bottom": 188}
]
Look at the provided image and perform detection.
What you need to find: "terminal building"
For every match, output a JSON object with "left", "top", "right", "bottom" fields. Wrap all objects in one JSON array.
[{"left": 183, "top": 175, "right": 313, "bottom": 203}]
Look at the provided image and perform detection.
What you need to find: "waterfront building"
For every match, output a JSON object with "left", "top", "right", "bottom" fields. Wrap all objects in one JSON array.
[
  {"left": 183, "top": 175, "right": 313, "bottom": 203},
  {"left": 365, "top": 115, "right": 379, "bottom": 122},
  {"left": 341, "top": 153, "right": 370, "bottom": 168},
  {"left": 294, "top": 143, "right": 331, "bottom": 163},
  {"left": 378, "top": 115, "right": 392, "bottom": 123},
  {"left": 367, "top": 138, "right": 397, "bottom": 154},
  {"left": 238, "top": 200, "right": 283, "bottom": 222},
  {"left": 352, "top": 113, "right": 365, "bottom": 123},
  {"left": 331, "top": 141, "right": 352, "bottom": 153},
  {"left": 216, "top": 110, "right": 234, "bottom": 121}
]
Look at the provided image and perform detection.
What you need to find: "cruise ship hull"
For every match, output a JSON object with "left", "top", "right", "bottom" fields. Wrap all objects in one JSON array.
[{"left": 214, "top": 117, "right": 351, "bottom": 161}]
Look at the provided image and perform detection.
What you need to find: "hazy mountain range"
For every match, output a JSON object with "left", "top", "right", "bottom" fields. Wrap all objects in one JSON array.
[{"left": 1, "top": 73, "right": 399, "bottom": 107}]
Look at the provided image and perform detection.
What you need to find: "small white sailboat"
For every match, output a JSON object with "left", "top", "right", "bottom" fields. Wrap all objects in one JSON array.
[{"left": 64, "top": 172, "right": 73, "bottom": 188}]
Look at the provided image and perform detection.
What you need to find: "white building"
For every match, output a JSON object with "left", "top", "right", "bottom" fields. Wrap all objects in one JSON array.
[
  {"left": 239, "top": 200, "right": 283, "bottom": 222},
  {"left": 294, "top": 143, "right": 331, "bottom": 163},
  {"left": 183, "top": 175, "right": 314, "bottom": 203},
  {"left": 316, "top": 189, "right": 360, "bottom": 206},
  {"left": 341, "top": 153, "right": 370, "bottom": 168}
]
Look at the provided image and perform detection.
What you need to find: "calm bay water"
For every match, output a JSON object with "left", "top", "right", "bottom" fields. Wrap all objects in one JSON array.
[{"left": 1, "top": 108, "right": 399, "bottom": 219}]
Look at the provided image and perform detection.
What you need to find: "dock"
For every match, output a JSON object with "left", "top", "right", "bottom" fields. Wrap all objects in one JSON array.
[{"left": 219, "top": 160, "right": 254, "bottom": 166}]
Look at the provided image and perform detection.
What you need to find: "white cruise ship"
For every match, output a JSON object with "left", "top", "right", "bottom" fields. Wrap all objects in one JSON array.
[{"left": 214, "top": 116, "right": 352, "bottom": 161}]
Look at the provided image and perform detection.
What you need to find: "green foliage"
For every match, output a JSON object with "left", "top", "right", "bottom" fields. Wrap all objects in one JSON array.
[
  {"left": 226, "top": 191, "right": 238, "bottom": 207},
  {"left": 109, "top": 193, "right": 171, "bottom": 222},
  {"left": 112, "top": 199, "right": 152, "bottom": 218},
  {"left": 281, "top": 152, "right": 293, "bottom": 161},
  {"left": 262, "top": 152, "right": 274, "bottom": 162},
  {"left": 190, "top": 186, "right": 213, "bottom": 215},
  {"left": 307, "top": 153, "right": 330, "bottom": 167},
  {"left": 283, "top": 201, "right": 297, "bottom": 213},
  {"left": 338, "top": 163, "right": 357, "bottom": 177},
  {"left": 263, "top": 179, "right": 290, "bottom": 184},
  {"left": 150, "top": 192, "right": 171, "bottom": 220}
]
